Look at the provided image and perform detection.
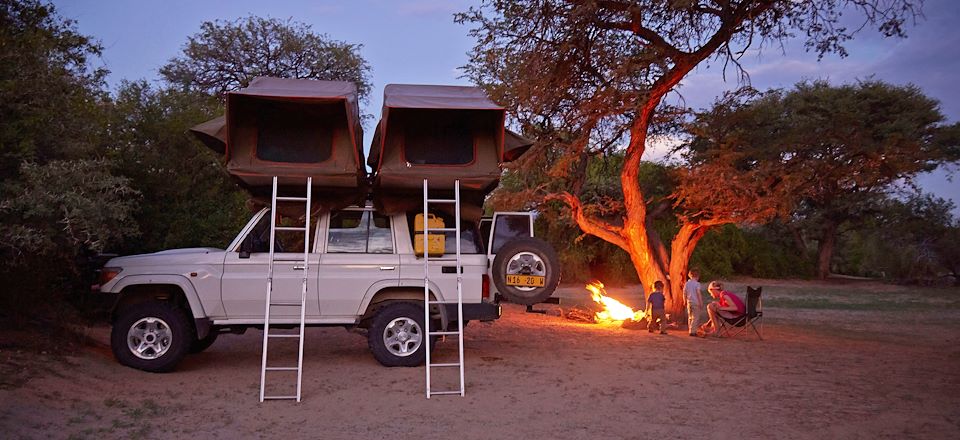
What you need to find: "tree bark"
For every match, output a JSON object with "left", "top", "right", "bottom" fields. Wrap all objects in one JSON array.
[{"left": 816, "top": 220, "right": 839, "bottom": 279}]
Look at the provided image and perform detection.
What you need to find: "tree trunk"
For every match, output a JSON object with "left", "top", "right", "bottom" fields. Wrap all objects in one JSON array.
[{"left": 816, "top": 220, "right": 838, "bottom": 279}]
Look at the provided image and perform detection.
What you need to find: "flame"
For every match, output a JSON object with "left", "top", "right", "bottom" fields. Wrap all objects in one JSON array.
[{"left": 586, "top": 281, "right": 646, "bottom": 324}]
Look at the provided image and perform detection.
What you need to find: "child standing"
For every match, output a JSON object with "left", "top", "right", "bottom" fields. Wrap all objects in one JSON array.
[
  {"left": 647, "top": 280, "right": 667, "bottom": 335},
  {"left": 684, "top": 270, "right": 703, "bottom": 337}
]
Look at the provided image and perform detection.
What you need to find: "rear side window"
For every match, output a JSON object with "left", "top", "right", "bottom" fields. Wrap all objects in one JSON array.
[
  {"left": 327, "top": 211, "right": 394, "bottom": 253},
  {"left": 490, "top": 214, "right": 531, "bottom": 254},
  {"left": 406, "top": 211, "right": 482, "bottom": 254}
]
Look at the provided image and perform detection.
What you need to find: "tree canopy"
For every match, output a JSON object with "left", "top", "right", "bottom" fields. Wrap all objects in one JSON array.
[
  {"left": 0, "top": 0, "right": 107, "bottom": 181},
  {"left": 160, "top": 16, "right": 373, "bottom": 101},
  {"left": 685, "top": 81, "right": 960, "bottom": 278},
  {"left": 459, "top": 0, "right": 923, "bottom": 314}
]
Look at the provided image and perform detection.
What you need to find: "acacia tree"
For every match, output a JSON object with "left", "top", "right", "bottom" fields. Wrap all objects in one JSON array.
[
  {"left": 160, "top": 16, "right": 372, "bottom": 100},
  {"left": 458, "top": 0, "right": 920, "bottom": 315},
  {"left": 685, "top": 81, "right": 960, "bottom": 279}
]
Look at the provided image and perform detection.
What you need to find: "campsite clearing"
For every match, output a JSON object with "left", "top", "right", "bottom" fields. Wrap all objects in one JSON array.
[{"left": 2, "top": 279, "right": 958, "bottom": 439}]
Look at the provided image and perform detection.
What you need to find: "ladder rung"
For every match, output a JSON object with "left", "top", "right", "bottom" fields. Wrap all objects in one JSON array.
[
  {"left": 430, "top": 362, "right": 461, "bottom": 368},
  {"left": 274, "top": 226, "right": 307, "bottom": 231},
  {"left": 429, "top": 391, "right": 463, "bottom": 396},
  {"left": 429, "top": 331, "right": 461, "bottom": 336},
  {"left": 262, "top": 395, "right": 299, "bottom": 400},
  {"left": 424, "top": 227, "right": 457, "bottom": 232},
  {"left": 276, "top": 196, "right": 308, "bottom": 202},
  {"left": 427, "top": 198, "right": 457, "bottom": 204},
  {"left": 270, "top": 301, "right": 303, "bottom": 306},
  {"left": 267, "top": 334, "right": 301, "bottom": 338},
  {"left": 265, "top": 367, "right": 299, "bottom": 371}
]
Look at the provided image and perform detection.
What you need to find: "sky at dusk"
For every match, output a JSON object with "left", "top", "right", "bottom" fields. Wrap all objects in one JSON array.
[{"left": 53, "top": 0, "right": 959, "bottom": 209}]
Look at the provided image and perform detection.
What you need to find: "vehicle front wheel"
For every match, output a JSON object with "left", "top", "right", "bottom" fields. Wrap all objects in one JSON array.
[
  {"left": 111, "top": 301, "right": 193, "bottom": 373},
  {"left": 368, "top": 302, "right": 427, "bottom": 367}
]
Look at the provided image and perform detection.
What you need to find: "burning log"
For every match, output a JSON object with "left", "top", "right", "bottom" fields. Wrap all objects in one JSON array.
[
  {"left": 585, "top": 281, "right": 646, "bottom": 325},
  {"left": 563, "top": 306, "right": 598, "bottom": 323}
]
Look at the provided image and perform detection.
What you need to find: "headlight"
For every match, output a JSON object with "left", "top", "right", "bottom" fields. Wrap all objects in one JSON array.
[{"left": 99, "top": 267, "right": 122, "bottom": 285}]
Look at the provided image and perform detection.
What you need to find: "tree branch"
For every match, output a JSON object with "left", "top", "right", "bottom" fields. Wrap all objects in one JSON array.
[{"left": 548, "top": 192, "right": 627, "bottom": 249}]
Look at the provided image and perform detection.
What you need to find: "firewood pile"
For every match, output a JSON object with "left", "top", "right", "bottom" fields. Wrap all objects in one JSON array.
[{"left": 563, "top": 306, "right": 597, "bottom": 323}]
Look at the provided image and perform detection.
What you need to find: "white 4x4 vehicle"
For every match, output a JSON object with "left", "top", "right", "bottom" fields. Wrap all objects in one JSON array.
[{"left": 98, "top": 206, "right": 559, "bottom": 372}]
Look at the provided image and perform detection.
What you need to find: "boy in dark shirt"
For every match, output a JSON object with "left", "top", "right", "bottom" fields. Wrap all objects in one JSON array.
[{"left": 647, "top": 280, "right": 667, "bottom": 335}]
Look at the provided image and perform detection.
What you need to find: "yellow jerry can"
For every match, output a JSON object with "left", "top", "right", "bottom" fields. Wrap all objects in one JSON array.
[
  {"left": 414, "top": 233, "right": 445, "bottom": 257},
  {"left": 414, "top": 213, "right": 446, "bottom": 256},
  {"left": 414, "top": 213, "right": 445, "bottom": 232}
]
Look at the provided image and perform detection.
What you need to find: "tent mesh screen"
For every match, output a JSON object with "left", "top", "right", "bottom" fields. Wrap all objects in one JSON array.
[
  {"left": 403, "top": 110, "right": 474, "bottom": 165},
  {"left": 255, "top": 101, "right": 333, "bottom": 163}
]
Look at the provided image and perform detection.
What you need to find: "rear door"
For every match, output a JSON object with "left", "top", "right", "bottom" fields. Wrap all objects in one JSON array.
[{"left": 486, "top": 212, "right": 534, "bottom": 258}]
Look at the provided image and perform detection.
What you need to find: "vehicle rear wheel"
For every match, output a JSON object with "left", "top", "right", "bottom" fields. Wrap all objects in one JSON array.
[
  {"left": 111, "top": 301, "right": 193, "bottom": 373},
  {"left": 368, "top": 302, "right": 427, "bottom": 367},
  {"left": 189, "top": 329, "right": 219, "bottom": 354},
  {"left": 492, "top": 237, "right": 561, "bottom": 305}
]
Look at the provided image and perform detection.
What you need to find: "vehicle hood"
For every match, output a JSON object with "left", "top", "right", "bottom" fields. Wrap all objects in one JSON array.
[{"left": 105, "top": 248, "right": 224, "bottom": 267}]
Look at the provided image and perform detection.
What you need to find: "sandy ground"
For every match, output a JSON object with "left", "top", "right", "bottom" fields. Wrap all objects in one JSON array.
[{"left": 2, "top": 280, "right": 959, "bottom": 439}]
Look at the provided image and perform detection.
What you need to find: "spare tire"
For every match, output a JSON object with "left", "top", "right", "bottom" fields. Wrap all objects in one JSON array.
[{"left": 492, "top": 237, "right": 561, "bottom": 305}]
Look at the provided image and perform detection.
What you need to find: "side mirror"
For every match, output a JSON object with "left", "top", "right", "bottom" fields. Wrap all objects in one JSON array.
[{"left": 239, "top": 235, "right": 255, "bottom": 258}]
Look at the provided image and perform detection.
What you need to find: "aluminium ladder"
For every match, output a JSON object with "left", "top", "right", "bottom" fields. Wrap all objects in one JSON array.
[
  {"left": 259, "top": 176, "right": 312, "bottom": 402},
  {"left": 422, "top": 178, "right": 466, "bottom": 398}
]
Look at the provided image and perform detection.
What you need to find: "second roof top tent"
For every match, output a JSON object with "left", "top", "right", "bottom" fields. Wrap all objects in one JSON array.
[{"left": 367, "top": 84, "right": 533, "bottom": 223}]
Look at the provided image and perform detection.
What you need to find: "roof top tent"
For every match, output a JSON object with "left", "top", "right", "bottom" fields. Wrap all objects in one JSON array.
[
  {"left": 368, "top": 84, "right": 534, "bottom": 222},
  {"left": 190, "top": 77, "right": 368, "bottom": 209}
]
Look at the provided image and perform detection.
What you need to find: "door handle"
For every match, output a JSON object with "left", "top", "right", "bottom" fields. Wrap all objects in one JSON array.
[
  {"left": 379, "top": 266, "right": 396, "bottom": 271},
  {"left": 293, "top": 264, "right": 306, "bottom": 270}
]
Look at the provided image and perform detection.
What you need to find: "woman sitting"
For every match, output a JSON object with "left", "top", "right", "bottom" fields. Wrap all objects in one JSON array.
[{"left": 698, "top": 281, "right": 746, "bottom": 337}]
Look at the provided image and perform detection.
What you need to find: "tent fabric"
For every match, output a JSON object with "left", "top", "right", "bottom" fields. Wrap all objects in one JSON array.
[
  {"left": 189, "top": 115, "right": 227, "bottom": 154},
  {"left": 224, "top": 77, "right": 365, "bottom": 189},
  {"left": 188, "top": 79, "right": 538, "bottom": 222},
  {"left": 366, "top": 84, "right": 537, "bottom": 223},
  {"left": 503, "top": 129, "right": 535, "bottom": 162},
  {"left": 369, "top": 84, "right": 506, "bottom": 188}
]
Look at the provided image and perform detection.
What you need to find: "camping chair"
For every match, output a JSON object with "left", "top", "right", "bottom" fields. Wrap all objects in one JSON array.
[{"left": 716, "top": 286, "right": 763, "bottom": 339}]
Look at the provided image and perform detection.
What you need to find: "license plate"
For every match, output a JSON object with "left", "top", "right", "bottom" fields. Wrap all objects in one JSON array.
[{"left": 506, "top": 274, "right": 545, "bottom": 287}]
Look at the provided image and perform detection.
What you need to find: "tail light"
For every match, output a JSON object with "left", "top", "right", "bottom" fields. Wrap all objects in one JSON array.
[{"left": 482, "top": 274, "right": 490, "bottom": 299}]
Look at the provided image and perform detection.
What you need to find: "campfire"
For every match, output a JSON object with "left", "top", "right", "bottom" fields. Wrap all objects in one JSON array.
[{"left": 566, "top": 281, "right": 646, "bottom": 325}]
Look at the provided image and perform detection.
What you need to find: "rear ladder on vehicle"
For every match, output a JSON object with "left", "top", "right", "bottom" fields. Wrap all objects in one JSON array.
[
  {"left": 422, "top": 178, "right": 465, "bottom": 398},
  {"left": 259, "top": 176, "right": 312, "bottom": 402}
]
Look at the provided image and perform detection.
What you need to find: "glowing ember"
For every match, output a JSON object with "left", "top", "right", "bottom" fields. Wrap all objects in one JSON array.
[{"left": 585, "top": 281, "right": 646, "bottom": 324}]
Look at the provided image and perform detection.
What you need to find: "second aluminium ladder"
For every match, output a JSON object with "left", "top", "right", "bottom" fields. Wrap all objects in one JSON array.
[
  {"left": 259, "top": 176, "right": 312, "bottom": 402},
  {"left": 422, "top": 178, "right": 465, "bottom": 398}
]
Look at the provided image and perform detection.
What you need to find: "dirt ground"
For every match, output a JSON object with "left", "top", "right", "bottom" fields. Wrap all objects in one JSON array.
[{"left": 2, "top": 279, "right": 959, "bottom": 439}]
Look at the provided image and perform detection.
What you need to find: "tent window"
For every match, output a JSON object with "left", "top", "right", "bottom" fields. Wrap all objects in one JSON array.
[
  {"left": 404, "top": 111, "right": 474, "bottom": 165},
  {"left": 256, "top": 102, "right": 333, "bottom": 163}
]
